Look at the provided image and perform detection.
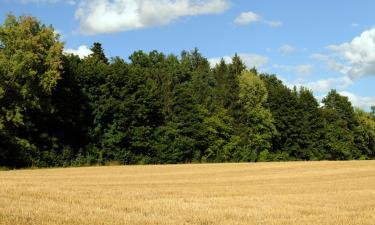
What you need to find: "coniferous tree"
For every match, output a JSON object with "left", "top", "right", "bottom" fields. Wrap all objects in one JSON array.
[
  {"left": 212, "top": 59, "right": 229, "bottom": 108},
  {"left": 260, "top": 74, "right": 299, "bottom": 160},
  {"left": 90, "top": 42, "right": 109, "bottom": 64},
  {"left": 226, "top": 54, "right": 246, "bottom": 118},
  {"left": 321, "top": 90, "right": 360, "bottom": 159},
  {"left": 1, "top": 14, "right": 374, "bottom": 167},
  {"left": 295, "top": 88, "right": 325, "bottom": 160}
]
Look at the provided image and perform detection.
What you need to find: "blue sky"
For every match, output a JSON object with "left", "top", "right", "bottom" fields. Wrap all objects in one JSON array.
[{"left": 1, "top": 0, "right": 375, "bottom": 108}]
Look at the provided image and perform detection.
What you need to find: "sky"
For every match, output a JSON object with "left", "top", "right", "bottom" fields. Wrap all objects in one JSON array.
[{"left": 1, "top": 0, "right": 375, "bottom": 109}]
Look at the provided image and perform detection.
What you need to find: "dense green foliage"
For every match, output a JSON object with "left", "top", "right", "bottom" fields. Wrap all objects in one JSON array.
[{"left": 1, "top": 15, "right": 374, "bottom": 168}]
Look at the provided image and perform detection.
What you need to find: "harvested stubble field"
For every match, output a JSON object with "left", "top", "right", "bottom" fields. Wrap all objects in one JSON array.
[{"left": 0, "top": 161, "right": 375, "bottom": 225}]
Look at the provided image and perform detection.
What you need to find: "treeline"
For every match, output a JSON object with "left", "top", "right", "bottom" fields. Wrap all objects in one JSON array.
[{"left": 1, "top": 15, "right": 375, "bottom": 168}]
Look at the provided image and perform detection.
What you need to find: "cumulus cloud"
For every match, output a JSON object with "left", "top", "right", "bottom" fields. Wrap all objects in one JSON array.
[
  {"left": 234, "top": 11, "right": 259, "bottom": 25},
  {"left": 209, "top": 53, "right": 269, "bottom": 69},
  {"left": 18, "top": 0, "right": 76, "bottom": 4},
  {"left": 311, "top": 53, "right": 330, "bottom": 61},
  {"left": 64, "top": 45, "right": 92, "bottom": 58},
  {"left": 314, "top": 28, "right": 375, "bottom": 78},
  {"left": 234, "top": 11, "right": 282, "bottom": 28},
  {"left": 293, "top": 76, "right": 353, "bottom": 93},
  {"left": 75, "top": 0, "right": 230, "bottom": 34},
  {"left": 238, "top": 53, "right": 269, "bottom": 68},
  {"left": 339, "top": 91, "right": 375, "bottom": 109}
]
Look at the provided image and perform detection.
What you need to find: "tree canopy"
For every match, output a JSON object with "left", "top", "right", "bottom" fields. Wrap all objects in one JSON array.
[{"left": 1, "top": 14, "right": 374, "bottom": 168}]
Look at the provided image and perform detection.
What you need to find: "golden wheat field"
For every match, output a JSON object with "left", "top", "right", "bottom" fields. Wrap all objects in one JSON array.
[{"left": 0, "top": 161, "right": 375, "bottom": 225}]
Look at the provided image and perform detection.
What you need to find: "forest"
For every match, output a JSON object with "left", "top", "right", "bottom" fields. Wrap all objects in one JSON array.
[{"left": 1, "top": 15, "right": 375, "bottom": 168}]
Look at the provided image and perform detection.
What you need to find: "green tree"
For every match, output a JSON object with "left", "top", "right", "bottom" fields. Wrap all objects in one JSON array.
[
  {"left": 320, "top": 108, "right": 355, "bottom": 160},
  {"left": 260, "top": 74, "right": 299, "bottom": 160},
  {"left": 259, "top": 75, "right": 326, "bottom": 160},
  {"left": 354, "top": 108, "right": 375, "bottom": 158},
  {"left": 226, "top": 54, "right": 246, "bottom": 117},
  {"left": 212, "top": 59, "right": 229, "bottom": 107},
  {"left": 235, "top": 71, "right": 276, "bottom": 162},
  {"left": 321, "top": 90, "right": 360, "bottom": 159},
  {"left": 202, "top": 109, "right": 235, "bottom": 162},
  {"left": 322, "top": 90, "right": 357, "bottom": 129},
  {"left": 294, "top": 87, "right": 325, "bottom": 160},
  {"left": 2, "top": 13, "right": 373, "bottom": 167},
  {"left": 0, "top": 14, "right": 63, "bottom": 167},
  {"left": 90, "top": 51, "right": 164, "bottom": 164},
  {"left": 90, "top": 42, "right": 109, "bottom": 64}
]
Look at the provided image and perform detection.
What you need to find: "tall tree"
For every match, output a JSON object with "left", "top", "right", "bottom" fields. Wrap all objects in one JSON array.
[
  {"left": 2, "top": 13, "right": 374, "bottom": 167},
  {"left": 0, "top": 14, "right": 63, "bottom": 167},
  {"left": 235, "top": 71, "right": 276, "bottom": 161},
  {"left": 294, "top": 88, "right": 325, "bottom": 160},
  {"left": 355, "top": 108, "right": 375, "bottom": 158},
  {"left": 321, "top": 90, "right": 360, "bottom": 159},
  {"left": 212, "top": 59, "right": 229, "bottom": 107},
  {"left": 322, "top": 90, "right": 357, "bottom": 129},
  {"left": 226, "top": 54, "right": 246, "bottom": 118},
  {"left": 260, "top": 74, "right": 299, "bottom": 160},
  {"left": 90, "top": 42, "right": 109, "bottom": 64}
]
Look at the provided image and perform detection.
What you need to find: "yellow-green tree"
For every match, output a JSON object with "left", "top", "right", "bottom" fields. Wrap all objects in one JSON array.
[
  {"left": 355, "top": 108, "right": 375, "bottom": 158},
  {"left": 235, "top": 70, "right": 276, "bottom": 161},
  {"left": 0, "top": 14, "right": 63, "bottom": 167}
]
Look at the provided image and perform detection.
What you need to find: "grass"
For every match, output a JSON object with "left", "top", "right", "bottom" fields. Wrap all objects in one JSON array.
[{"left": 0, "top": 161, "right": 374, "bottom": 225}]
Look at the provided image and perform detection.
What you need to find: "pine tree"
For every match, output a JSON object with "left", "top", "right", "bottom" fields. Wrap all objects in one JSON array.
[
  {"left": 321, "top": 90, "right": 360, "bottom": 159},
  {"left": 90, "top": 42, "right": 109, "bottom": 64},
  {"left": 226, "top": 55, "right": 246, "bottom": 117},
  {"left": 260, "top": 74, "right": 299, "bottom": 160}
]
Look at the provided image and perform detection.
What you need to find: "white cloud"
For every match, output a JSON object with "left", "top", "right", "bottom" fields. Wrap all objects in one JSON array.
[
  {"left": 279, "top": 44, "right": 296, "bottom": 54},
  {"left": 296, "top": 76, "right": 353, "bottom": 93},
  {"left": 18, "top": 0, "right": 76, "bottom": 4},
  {"left": 64, "top": 45, "right": 92, "bottom": 58},
  {"left": 282, "top": 73, "right": 375, "bottom": 109},
  {"left": 234, "top": 11, "right": 282, "bottom": 28},
  {"left": 273, "top": 64, "right": 313, "bottom": 76},
  {"left": 208, "top": 56, "right": 231, "bottom": 66},
  {"left": 75, "top": 0, "right": 230, "bottom": 34},
  {"left": 314, "top": 28, "right": 375, "bottom": 78},
  {"left": 209, "top": 53, "right": 269, "bottom": 69},
  {"left": 240, "top": 53, "right": 269, "bottom": 68},
  {"left": 339, "top": 91, "right": 375, "bottom": 109},
  {"left": 265, "top": 20, "right": 282, "bottom": 27},
  {"left": 311, "top": 53, "right": 330, "bottom": 61},
  {"left": 234, "top": 11, "right": 259, "bottom": 25}
]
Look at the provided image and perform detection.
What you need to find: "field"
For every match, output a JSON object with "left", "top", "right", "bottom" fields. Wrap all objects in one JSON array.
[{"left": 0, "top": 161, "right": 375, "bottom": 225}]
